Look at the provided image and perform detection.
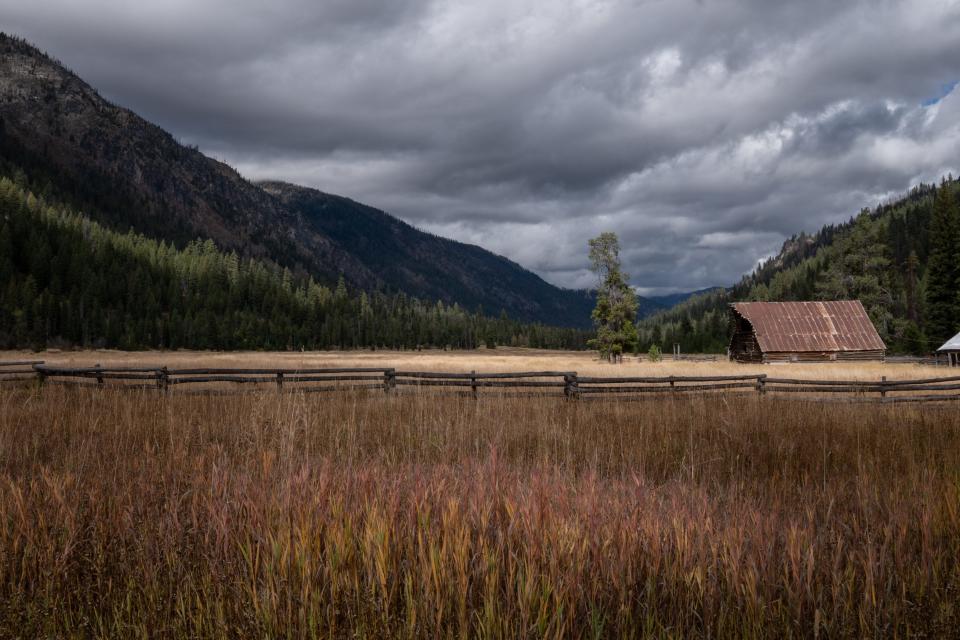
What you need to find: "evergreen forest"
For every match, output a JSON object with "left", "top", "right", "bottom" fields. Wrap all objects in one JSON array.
[{"left": 0, "top": 173, "right": 590, "bottom": 352}]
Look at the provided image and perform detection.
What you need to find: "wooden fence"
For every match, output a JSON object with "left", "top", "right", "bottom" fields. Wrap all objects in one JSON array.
[
  {"left": 2, "top": 361, "right": 959, "bottom": 404},
  {"left": 884, "top": 355, "right": 949, "bottom": 366},
  {"left": 0, "top": 360, "right": 44, "bottom": 384}
]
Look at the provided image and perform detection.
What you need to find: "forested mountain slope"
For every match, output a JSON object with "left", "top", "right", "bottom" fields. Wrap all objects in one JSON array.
[
  {"left": 261, "top": 182, "right": 595, "bottom": 326},
  {"left": 0, "top": 175, "right": 589, "bottom": 351},
  {"left": 638, "top": 178, "right": 960, "bottom": 354},
  {"left": 0, "top": 36, "right": 367, "bottom": 284},
  {"left": 0, "top": 33, "right": 593, "bottom": 327}
]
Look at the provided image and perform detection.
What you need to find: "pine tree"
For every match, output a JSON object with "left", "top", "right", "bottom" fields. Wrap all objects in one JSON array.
[
  {"left": 924, "top": 180, "right": 960, "bottom": 348},
  {"left": 587, "top": 232, "right": 638, "bottom": 362},
  {"left": 815, "top": 212, "right": 894, "bottom": 341},
  {"left": 904, "top": 251, "right": 919, "bottom": 323}
]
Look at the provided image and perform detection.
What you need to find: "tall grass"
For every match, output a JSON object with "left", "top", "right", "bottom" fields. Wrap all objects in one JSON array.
[{"left": 0, "top": 387, "right": 958, "bottom": 637}]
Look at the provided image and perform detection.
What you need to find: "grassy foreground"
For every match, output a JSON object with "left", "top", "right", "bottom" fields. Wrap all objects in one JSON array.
[{"left": 0, "top": 387, "right": 958, "bottom": 638}]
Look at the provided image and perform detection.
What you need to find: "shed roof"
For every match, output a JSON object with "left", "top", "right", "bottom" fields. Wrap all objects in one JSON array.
[
  {"left": 731, "top": 301, "right": 886, "bottom": 353},
  {"left": 937, "top": 331, "right": 960, "bottom": 352}
]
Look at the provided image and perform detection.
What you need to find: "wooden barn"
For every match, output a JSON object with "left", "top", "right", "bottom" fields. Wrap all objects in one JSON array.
[
  {"left": 937, "top": 332, "right": 960, "bottom": 367},
  {"left": 729, "top": 301, "right": 886, "bottom": 363}
]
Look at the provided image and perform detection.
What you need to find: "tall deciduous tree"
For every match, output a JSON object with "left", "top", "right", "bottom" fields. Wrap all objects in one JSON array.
[
  {"left": 925, "top": 179, "right": 960, "bottom": 348},
  {"left": 587, "top": 232, "right": 638, "bottom": 362}
]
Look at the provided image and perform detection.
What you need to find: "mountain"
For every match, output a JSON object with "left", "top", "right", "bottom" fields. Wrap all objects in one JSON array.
[
  {"left": 0, "top": 36, "right": 364, "bottom": 283},
  {"left": 636, "top": 179, "right": 960, "bottom": 354},
  {"left": 0, "top": 33, "right": 593, "bottom": 327},
  {"left": 638, "top": 288, "right": 721, "bottom": 318},
  {"left": 0, "top": 175, "right": 591, "bottom": 351},
  {"left": 259, "top": 181, "right": 595, "bottom": 326}
]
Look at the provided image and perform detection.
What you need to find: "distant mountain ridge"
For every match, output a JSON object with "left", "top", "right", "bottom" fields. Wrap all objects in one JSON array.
[
  {"left": 639, "top": 288, "right": 721, "bottom": 317},
  {"left": 0, "top": 33, "right": 595, "bottom": 327}
]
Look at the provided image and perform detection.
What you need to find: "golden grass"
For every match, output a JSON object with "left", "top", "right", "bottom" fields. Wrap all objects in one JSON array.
[
  {"left": 0, "top": 383, "right": 958, "bottom": 638},
  {"left": 1, "top": 347, "right": 949, "bottom": 380}
]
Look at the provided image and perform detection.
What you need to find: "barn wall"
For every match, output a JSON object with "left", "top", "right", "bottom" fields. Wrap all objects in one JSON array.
[
  {"left": 761, "top": 350, "right": 885, "bottom": 363},
  {"left": 835, "top": 350, "right": 886, "bottom": 362}
]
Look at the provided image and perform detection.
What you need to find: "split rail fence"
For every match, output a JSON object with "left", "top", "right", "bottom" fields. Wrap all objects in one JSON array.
[{"left": 2, "top": 361, "right": 959, "bottom": 404}]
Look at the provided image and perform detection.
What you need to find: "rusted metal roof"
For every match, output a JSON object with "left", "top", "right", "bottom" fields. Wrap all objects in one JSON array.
[{"left": 731, "top": 301, "right": 886, "bottom": 353}]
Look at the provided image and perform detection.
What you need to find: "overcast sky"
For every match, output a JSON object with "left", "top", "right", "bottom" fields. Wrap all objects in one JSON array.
[{"left": 5, "top": 0, "right": 960, "bottom": 294}]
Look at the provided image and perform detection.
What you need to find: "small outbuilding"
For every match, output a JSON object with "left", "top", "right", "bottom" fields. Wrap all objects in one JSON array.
[
  {"left": 937, "top": 332, "right": 960, "bottom": 367},
  {"left": 729, "top": 300, "right": 886, "bottom": 363}
]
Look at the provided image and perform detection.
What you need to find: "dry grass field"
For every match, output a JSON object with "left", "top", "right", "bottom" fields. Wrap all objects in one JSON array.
[
  {"left": 0, "top": 346, "right": 950, "bottom": 380},
  {"left": 1, "top": 349, "right": 959, "bottom": 638}
]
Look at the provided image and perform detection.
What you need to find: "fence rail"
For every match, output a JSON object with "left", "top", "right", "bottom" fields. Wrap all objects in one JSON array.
[
  {"left": 0, "top": 360, "right": 46, "bottom": 383},
  {"left": 0, "top": 361, "right": 957, "bottom": 404}
]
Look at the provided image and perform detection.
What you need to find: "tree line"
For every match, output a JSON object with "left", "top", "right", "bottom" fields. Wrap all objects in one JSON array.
[{"left": 0, "top": 176, "right": 590, "bottom": 352}]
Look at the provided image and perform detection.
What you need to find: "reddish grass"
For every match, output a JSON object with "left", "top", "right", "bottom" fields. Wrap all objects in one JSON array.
[{"left": 0, "top": 387, "right": 958, "bottom": 638}]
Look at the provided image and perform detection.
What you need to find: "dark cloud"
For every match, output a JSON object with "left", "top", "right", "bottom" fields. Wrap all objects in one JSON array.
[{"left": 4, "top": 0, "right": 960, "bottom": 293}]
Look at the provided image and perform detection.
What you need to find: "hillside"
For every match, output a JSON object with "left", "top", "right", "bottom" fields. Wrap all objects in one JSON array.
[
  {"left": 637, "top": 288, "right": 722, "bottom": 319},
  {"left": 0, "top": 175, "right": 589, "bottom": 351},
  {"left": 260, "top": 181, "right": 595, "bottom": 326},
  {"left": 637, "top": 179, "right": 960, "bottom": 354},
  {"left": 0, "top": 36, "right": 366, "bottom": 283},
  {"left": 0, "top": 34, "right": 593, "bottom": 327}
]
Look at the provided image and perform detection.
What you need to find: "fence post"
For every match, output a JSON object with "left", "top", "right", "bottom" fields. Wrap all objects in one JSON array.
[
  {"left": 880, "top": 375, "right": 886, "bottom": 401},
  {"left": 34, "top": 365, "right": 45, "bottom": 390},
  {"left": 95, "top": 363, "right": 104, "bottom": 389},
  {"left": 564, "top": 373, "right": 580, "bottom": 400},
  {"left": 470, "top": 370, "right": 477, "bottom": 399},
  {"left": 756, "top": 374, "right": 766, "bottom": 396},
  {"left": 669, "top": 376, "right": 676, "bottom": 394},
  {"left": 160, "top": 366, "right": 169, "bottom": 394},
  {"left": 384, "top": 368, "right": 396, "bottom": 394},
  {"left": 276, "top": 371, "right": 284, "bottom": 392}
]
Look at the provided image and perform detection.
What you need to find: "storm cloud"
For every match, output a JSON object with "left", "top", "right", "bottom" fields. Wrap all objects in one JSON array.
[{"left": 5, "top": 0, "right": 959, "bottom": 294}]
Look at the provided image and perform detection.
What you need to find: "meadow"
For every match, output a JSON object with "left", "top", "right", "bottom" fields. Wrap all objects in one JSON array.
[
  {"left": 0, "top": 349, "right": 958, "bottom": 637},
  {"left": 1, "top": 346, "right": 949, "bottom": 380}
]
